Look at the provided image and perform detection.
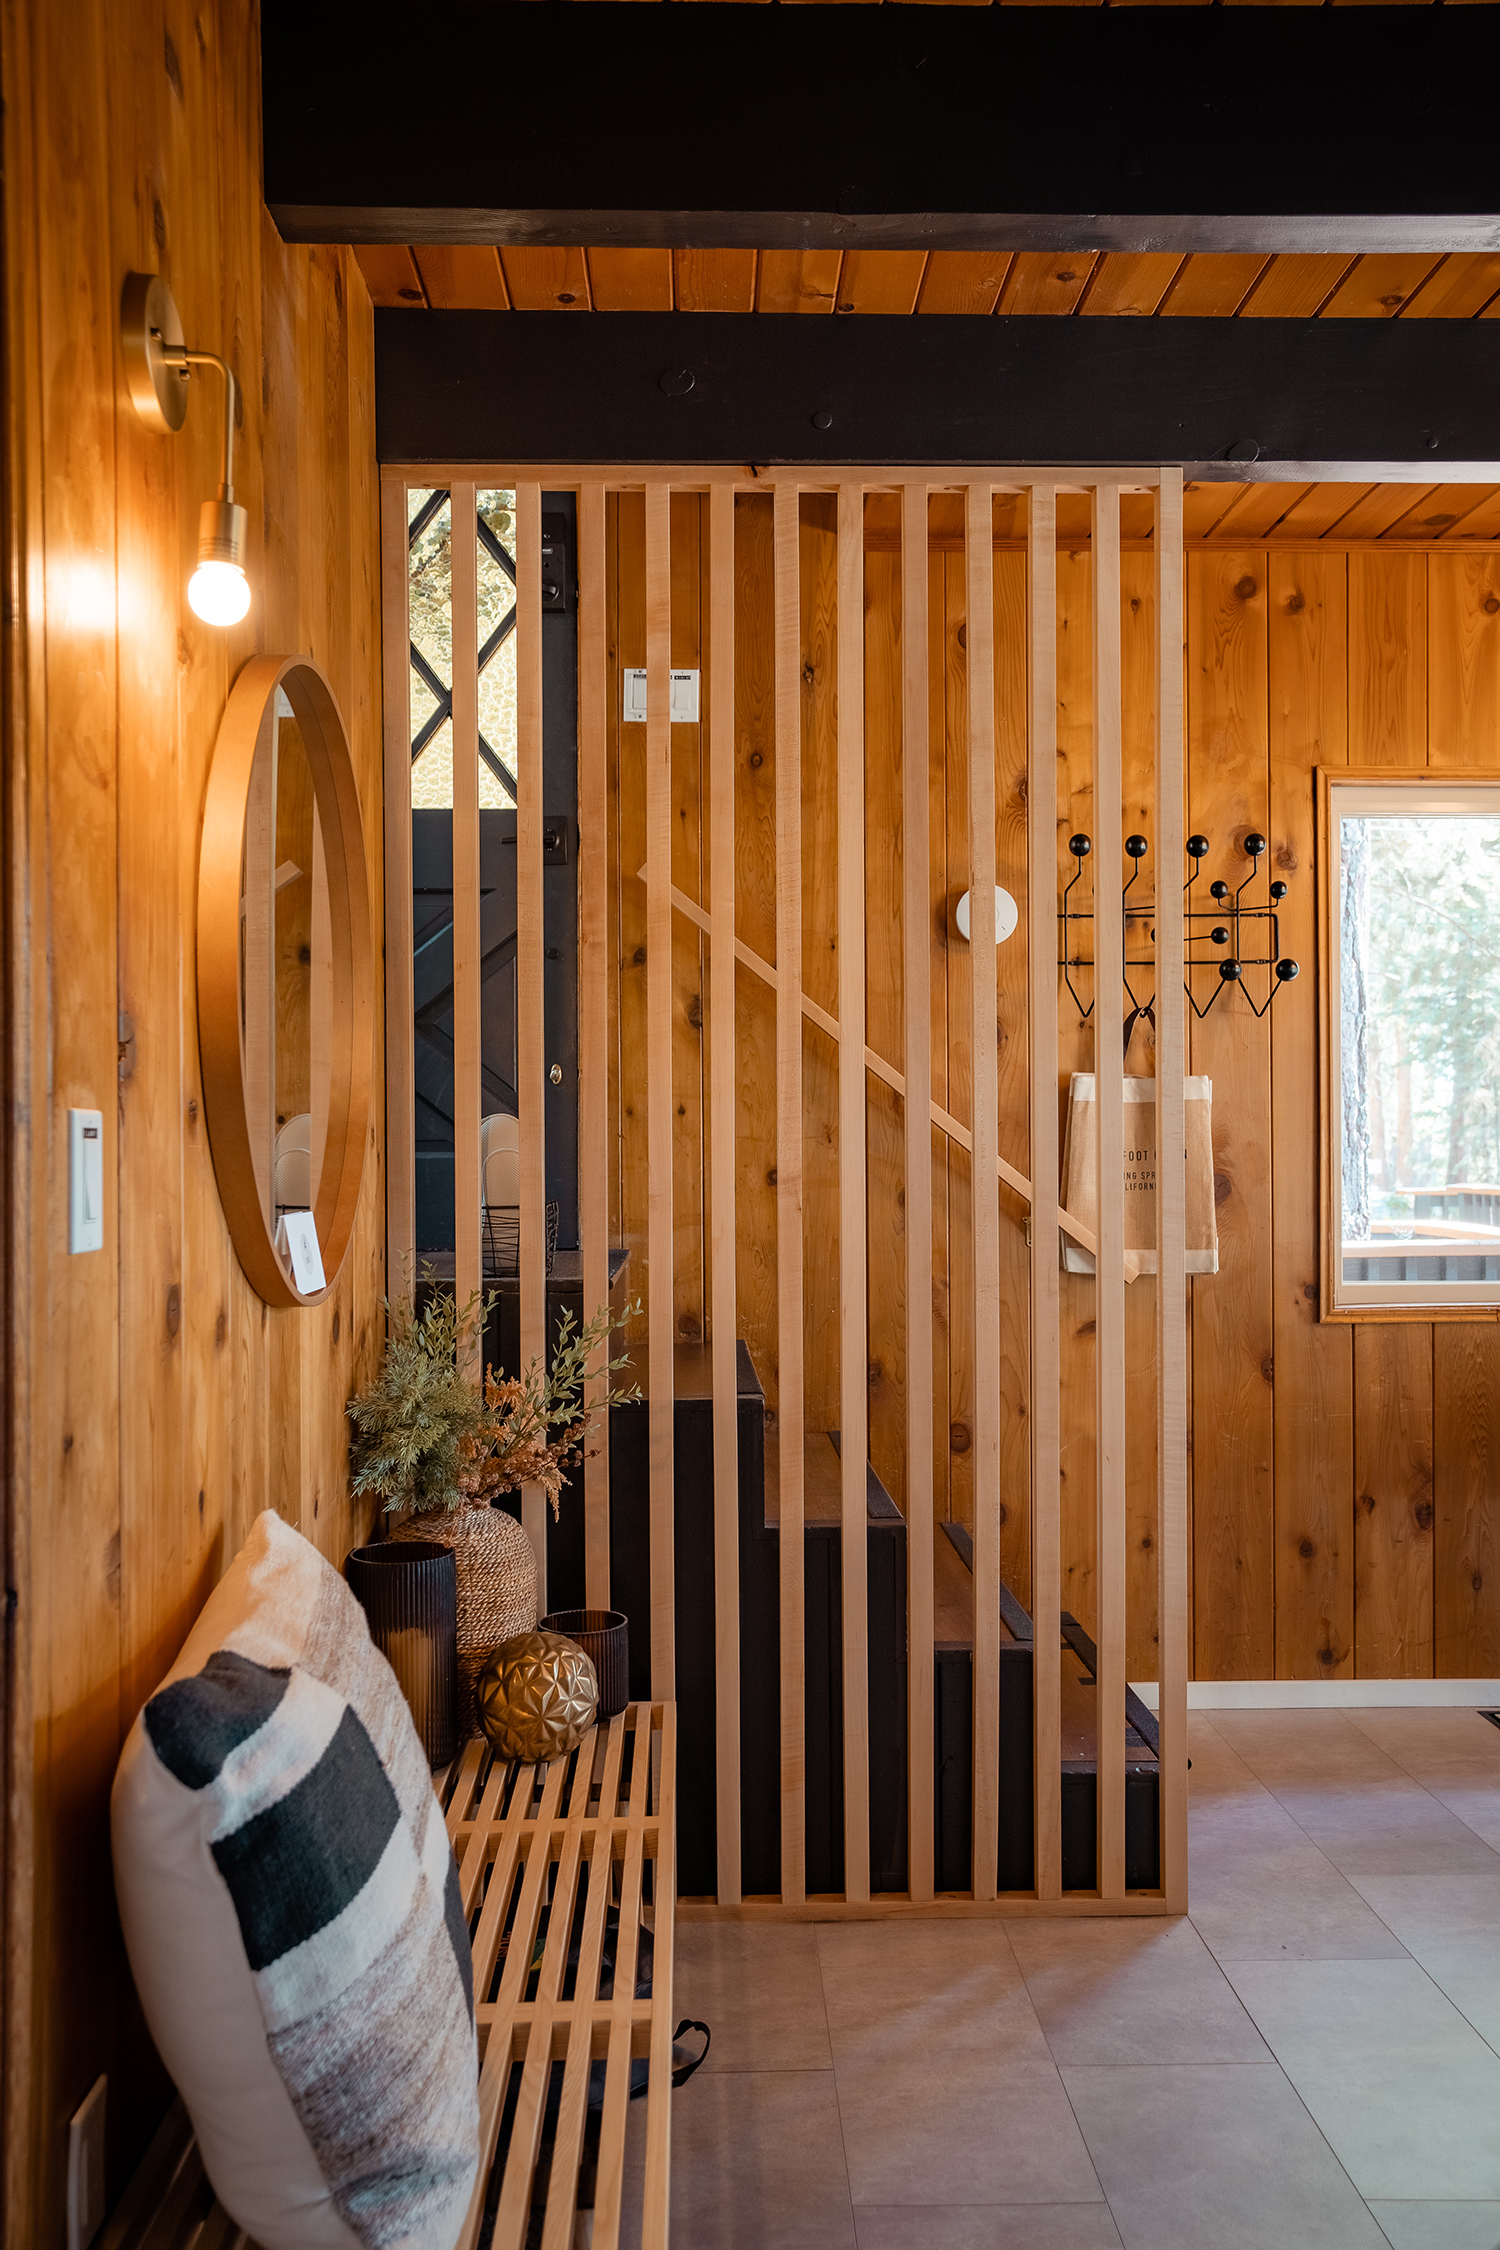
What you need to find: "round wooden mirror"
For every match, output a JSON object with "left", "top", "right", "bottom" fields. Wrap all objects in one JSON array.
[{"left": 198, "top": 655, "right": 373, "bottom": 1306}]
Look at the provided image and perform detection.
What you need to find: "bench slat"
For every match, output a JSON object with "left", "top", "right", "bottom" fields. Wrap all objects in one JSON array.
[{"left": 110, "top": 1701, "right": 675, "bottom": 2250}]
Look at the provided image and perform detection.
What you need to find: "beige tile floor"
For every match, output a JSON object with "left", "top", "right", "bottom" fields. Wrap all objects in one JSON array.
[{"left": 627, "top": 1708, "right": 1500, "bottom": 2250}]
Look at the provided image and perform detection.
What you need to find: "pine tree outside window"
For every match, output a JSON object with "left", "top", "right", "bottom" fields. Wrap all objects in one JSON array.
[{"left": 1322, "top": 770, "right": 1500, "bottom": 1314}]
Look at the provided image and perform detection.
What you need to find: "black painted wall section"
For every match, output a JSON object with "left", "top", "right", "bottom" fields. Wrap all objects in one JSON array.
[{"left": 374, "top": 310, "right": 1500, "bottom": 474}]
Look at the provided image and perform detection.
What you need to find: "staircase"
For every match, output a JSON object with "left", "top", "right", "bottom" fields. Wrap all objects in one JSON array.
[{"left": 561, "top": 1341, "right": 1161, "bottom": 1899}]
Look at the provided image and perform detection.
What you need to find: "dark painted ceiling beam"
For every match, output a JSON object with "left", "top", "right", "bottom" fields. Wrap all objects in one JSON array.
[
  {"left": 374, "top": 311, "right": 1500, "bottom": 476},
  {"left": 267, "top": 4, "right": 1500, "bottom": 255}
]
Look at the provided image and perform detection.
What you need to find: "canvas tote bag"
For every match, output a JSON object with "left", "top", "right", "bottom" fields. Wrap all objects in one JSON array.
[{"left": 1060, "top": 1074, "right": 1219, "bottom": 1277}]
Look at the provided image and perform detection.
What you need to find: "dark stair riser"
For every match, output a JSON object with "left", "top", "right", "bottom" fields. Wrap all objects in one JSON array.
[
  {"left": 599, "top": 1379, "right": 1161, "bottom": 1899},
  {"left": 605, "top": 1378, "right": 908, "bottom": 1898},
  {"left": 935, "top": 1646, "right": 1037, "bottom": 1892}
]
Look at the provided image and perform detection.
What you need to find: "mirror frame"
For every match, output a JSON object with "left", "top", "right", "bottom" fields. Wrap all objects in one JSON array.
[{"left": 198, "top": 654, "right": 373, "bottom": 1307}]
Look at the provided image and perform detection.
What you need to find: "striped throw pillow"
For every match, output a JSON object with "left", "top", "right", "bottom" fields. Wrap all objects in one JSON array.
[{"left": 112, "top": 1511, "right": 479, "bottom": 2250}]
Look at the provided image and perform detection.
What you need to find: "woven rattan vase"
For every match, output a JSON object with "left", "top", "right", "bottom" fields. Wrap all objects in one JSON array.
[{"left": 390, "top": 1503, "right": 538, "bottom": 1739}]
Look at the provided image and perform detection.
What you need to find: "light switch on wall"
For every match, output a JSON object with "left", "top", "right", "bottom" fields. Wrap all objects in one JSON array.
[
  {"left": 67, "top": 2075, "right": 106, "bottom": 2250},
  {"left": 621, "top": 668, "right": 700, "bottom": 723},
  {"left": 68, "top": 1110, "right": 104, "bottom": 1254}
]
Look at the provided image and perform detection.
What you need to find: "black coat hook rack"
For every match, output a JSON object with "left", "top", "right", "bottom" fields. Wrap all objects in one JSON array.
[{"left": 1059, "top": 832, "right": 1300, "bottom": 1024}]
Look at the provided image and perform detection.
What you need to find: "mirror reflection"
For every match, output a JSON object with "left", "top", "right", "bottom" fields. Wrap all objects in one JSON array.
[{"left": 240, "top": 687, "right": 333, "bottom": 1281}]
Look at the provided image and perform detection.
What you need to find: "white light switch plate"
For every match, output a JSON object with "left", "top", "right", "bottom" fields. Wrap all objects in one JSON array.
[
  {"left": 68, "top": 1109, "right": 104, "bottom": 1254},
  {"left": 621, "top": 668, "right": 700, "bottom": 723},
  {"left": 67, "top": 2075, "right": 106, "bottom": 2250}
]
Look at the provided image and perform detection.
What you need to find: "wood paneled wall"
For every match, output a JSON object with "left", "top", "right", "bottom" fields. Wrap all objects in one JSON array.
[
  {"left": 603, "top": 508, "right": 1500, "bottom": 1691},
  {"left": 2, "top": 2, "right": 385, "bottom": 2239},
  {"left": 1191, "top": 543, "right": 1500, "bottom": 1685}
]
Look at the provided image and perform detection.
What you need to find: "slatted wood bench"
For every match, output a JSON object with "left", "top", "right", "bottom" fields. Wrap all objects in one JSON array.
[{"left": 100, "top": 1701, "right": 677, "bottom": 2250}]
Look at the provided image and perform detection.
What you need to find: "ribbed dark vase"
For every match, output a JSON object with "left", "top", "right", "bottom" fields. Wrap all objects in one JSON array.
[
  {"left": 541, "top": 1608, "right": 630, "bottom": 1719},
  {"left": 346, "top": 1540, "right": 458, "bottom": 1767}
]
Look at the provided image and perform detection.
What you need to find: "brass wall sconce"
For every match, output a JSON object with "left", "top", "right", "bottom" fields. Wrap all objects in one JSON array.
[{"left": 121, "top": 272, "right": 250, "bottom": 626}]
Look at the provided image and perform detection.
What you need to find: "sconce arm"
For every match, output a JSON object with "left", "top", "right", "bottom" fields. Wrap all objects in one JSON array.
[{"left": 161, "top": 344, "right": 237, "bottom": 498}]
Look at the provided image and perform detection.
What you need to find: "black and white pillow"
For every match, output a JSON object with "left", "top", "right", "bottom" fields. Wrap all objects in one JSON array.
[{"left": 112, "top": 1512, "right": 479, "bottom": 2250}]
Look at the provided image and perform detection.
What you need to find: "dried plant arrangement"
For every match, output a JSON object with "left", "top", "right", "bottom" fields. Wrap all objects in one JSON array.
[
  {"left": 457, "top": 1301, "right": 641, "bottom": 1519},
  {"left": 347, "top": 1269, "right": 640, "bottom": 1521}
]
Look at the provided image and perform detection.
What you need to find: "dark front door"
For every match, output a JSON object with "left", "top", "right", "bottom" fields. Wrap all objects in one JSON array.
[{"left": 409, "top": 492, "right": 579, "bottom": 1255}]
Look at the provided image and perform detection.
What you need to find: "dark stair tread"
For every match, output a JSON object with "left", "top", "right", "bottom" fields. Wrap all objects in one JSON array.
[
  {"left": 936, "top": 1521, "right": 1159, "bottom": 1768},
  {"left": 669, "top": 1337, "right": 765, "bottom": 1403},
  {"left": 763, "top": 1430, "right": 904, "bottom": 1531},
  {"left": 419, "top": 1244, "right": 631, "bottom": 1291}
]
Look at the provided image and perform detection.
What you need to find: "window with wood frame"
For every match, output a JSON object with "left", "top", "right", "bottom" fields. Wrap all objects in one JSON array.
[{"left": 1321, "top": 769, "right": 1500, "bottom": 1315}]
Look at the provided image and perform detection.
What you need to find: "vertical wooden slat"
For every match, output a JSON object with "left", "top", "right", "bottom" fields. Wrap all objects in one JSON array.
[
  {"left": 1092, "top": 486, "right": 1127, "bottom": 1901},
  {"left": 1270, "top": 553, "right": 1353, "bottom": 1682},
  {"left": 380, "top": 478, "right": 415, "bottom": 1280},
  {"left": 1355, "top": 1324, "right": 1435, "bottom": 1680},
  {"left": 774, "top": 483, "right": 805, "bottom": 1904},
  {"left": 1188, "top": 551, "right": 1274, "bottom": 1680},
  {"left": 1428, "top": 553, "right": 1500, "bottom": 1679},
  {"left": 578, "top": 482, "right": 611, "bottom": 1609},
  {"left": 902, "top": 482, "right": 936, "bottom": 1902},
  {"left": 1092, "top": 479, "right": 1124, "bottom": 1899},
  {"left": 645, "top": 485, "right": 676, "bottom": 1698},
  {"left": 709, "top": 484, "right": 742, "bottom": 1901},
  {"left": 1028, "top": 484, "right": 1062, "bottom": 1903},
  {"left": 451, "top": 483, "right": 483, "bottom": 1334},
  {"left": 516, "top": 483, "right": 548, "bottom": 1602},
  {"left": 1435, "top": 1327, "right": 1500, "bottom": 1678},
  {"left": 967, "top": 483, "right": 1001, "bottom": 1904},
  {"left": 837, "top": 483, "right": 871, "bottom": 1905},
  {"left": 1155, "top": 467, "right": 1189, "bottom": 1914}
]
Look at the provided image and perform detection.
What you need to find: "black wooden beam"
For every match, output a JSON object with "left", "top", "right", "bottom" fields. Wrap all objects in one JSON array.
[
  {"left": 266, "top": 4, "right": 1500, "bottom": 255},
  {"left": 375, "top": 312, "right": 1500, "bottom": 475}
]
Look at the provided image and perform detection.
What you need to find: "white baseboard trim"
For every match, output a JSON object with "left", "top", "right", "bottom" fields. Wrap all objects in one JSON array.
[{"left": 1129, "top": 1679, "right": 1500, "bottom": 1711}]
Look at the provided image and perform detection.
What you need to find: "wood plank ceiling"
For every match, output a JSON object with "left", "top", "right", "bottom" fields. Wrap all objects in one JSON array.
[{"left": 362, "top": 245, "right": 1500, "bottom": 544}]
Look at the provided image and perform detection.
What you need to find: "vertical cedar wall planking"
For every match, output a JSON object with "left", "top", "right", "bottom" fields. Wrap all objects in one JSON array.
[
  {"left": 602, "top": 506, "right": 1500, "bottom": 1688},
  {"left": 2, "top": 0, "right": 385, "bottom": 2239}
]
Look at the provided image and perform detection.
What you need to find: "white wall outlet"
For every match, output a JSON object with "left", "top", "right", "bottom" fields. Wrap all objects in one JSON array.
[
  {"left": 67, "top": 2074, "right": 106, "bottom": 2250},
  {"left": 621, "top": 668, "right": 701, "bottom": 723},
  {"left": 68, "top": 1109, "right": 104, "bottom": 1254}
]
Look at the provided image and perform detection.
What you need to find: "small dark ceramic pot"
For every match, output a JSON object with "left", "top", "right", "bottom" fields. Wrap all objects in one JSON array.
[{"left": 540, "top": 1608, "right": 630, "bottom": 1720}]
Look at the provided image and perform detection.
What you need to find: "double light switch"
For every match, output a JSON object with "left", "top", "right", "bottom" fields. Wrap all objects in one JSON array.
[{"left": 621, "top": 668, "right": 700, "bottom": 724}]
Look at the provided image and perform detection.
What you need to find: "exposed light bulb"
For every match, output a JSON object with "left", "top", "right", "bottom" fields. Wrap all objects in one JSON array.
[
  {"left": 189, "top": 494, "right": 250, "bottom": 628},
  {"left": 188, "top": 559, "right": 251, "bottom": 626}
]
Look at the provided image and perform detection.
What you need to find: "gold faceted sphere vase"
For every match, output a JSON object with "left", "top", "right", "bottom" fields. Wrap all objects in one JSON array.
[{"left": 477, "top": 1630, "right": 599, "bottom": 1763}]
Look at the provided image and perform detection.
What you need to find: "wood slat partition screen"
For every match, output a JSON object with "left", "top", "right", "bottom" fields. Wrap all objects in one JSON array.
[{"left": 381, "top": 464, "right": 1188, "bottom": 1918}]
